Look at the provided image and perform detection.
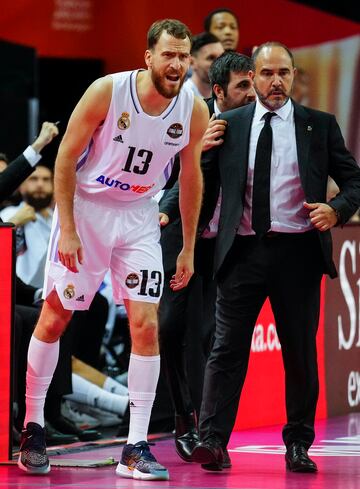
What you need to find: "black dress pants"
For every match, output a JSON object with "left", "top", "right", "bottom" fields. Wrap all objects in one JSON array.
[
  {"left": 199, "top": 231, "right": 323, "bottom": 449},
  {"left": 159, "top": 238, "right": 216, "bottom": 416}
]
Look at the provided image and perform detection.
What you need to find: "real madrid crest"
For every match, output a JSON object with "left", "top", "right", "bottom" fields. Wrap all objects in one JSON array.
[
  {"left": 118, "top": 112, "right": 130, "bottom": 130},
  {"left": 63, "top": 284, "right": 75, "bottom": 299}
]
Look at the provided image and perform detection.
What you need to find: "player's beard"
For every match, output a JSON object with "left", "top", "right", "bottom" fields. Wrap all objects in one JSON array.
[{"left": 152, "top": 68, "right": 185, "bottom": 99}]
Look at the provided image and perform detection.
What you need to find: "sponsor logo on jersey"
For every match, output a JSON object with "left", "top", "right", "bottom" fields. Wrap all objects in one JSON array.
[
  {"left": 164, "top": 141, "right": 180, "bottom": 146},
  {"left": 96, "top": 175, "right": 155, "bottom": 194},
  {"left": 63, "top": 284, "right": 75, "bottom": 299},
  {"left": 125, "top": 273, "right": 139, "bottom": 289},
  {"left": 117, "top": 112, "right": 130, "bottom": 130},
  {"left": 167, "top": 123, "right": 183, "bottom": 139},
  {"left": 76, "top": 295, "right": 85, "bottom": 302},
  {"left": 113, "top": 134, "right": 124, "bottom": 143}
]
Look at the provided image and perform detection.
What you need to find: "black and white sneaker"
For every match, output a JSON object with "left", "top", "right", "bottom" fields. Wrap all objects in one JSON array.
[
  {"left": 18, "top": 422, "right": 50, "bottom": 474},
  {"left": 116, "top": 441, "right": 169, "bottom": 480}
]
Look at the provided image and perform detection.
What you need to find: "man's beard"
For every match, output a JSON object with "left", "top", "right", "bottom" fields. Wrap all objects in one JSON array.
[
  {"left": 24, "top": 193, "right": 53, "bottom": 211},
  {"left": 254, "top": 85, "right": 289, "bottom": 111},
  {"left": 152, "top": 69, "right": 185, "bottom": 99}
]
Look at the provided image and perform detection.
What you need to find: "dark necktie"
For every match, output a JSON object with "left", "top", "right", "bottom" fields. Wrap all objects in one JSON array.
[{"left": 251, "top": 111, "right": 276, "bottom": 235}]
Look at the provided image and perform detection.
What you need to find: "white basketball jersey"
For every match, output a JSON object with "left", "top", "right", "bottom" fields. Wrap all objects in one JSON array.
[{"left": 75, "top": 70, "right": 194, "bottom": 203}]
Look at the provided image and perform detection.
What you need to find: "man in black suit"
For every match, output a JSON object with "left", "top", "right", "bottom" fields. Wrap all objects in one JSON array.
[
  {"left": 191, "top": 42, "right": 360, "bottom": 473},
  {"left": 0, "top": 122, "right": 59, "bottom": 202},
  {"left": 158, "top": 52, "right": 255, "bottom": 463}
]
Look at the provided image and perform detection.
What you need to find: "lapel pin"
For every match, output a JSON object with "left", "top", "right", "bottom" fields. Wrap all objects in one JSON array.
[{"left": 307, "top": 126, "right": 312, "bottom": 131}]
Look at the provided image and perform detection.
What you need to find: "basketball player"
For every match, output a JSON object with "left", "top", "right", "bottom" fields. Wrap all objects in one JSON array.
[{"left": 18, "top": 19, "right": 208, "bottom": 481}]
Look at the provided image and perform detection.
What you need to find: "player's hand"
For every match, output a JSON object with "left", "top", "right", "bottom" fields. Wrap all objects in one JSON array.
[
  {"left": 170, "top": 249, "right": 194, "bottom": 291},
  {"left": 31, "top": 121, "right": 59, "bottom": 153},
  {"left": 58, "top": 230, "right": 83, "bottom": 273},
  {"left": 304, "top": 202, "right": 338, "bottom": 231},
  {"left": 11, "top": 203, "right": 36, "bottom": 226},
  {"left": 159, "top": 212, "right": 169, "bottom": 227},
  {"left": 202, "top": 114, "right": 227, "bottom": 152}
]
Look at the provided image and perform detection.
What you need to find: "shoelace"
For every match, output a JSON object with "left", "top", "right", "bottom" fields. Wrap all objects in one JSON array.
[{"left": 133, "top": 441, "right": 156, "bottom": 461}]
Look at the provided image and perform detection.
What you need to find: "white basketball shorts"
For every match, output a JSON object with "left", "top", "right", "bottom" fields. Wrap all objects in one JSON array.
[{"left": 42, "top": 193, "right": 164, "bottom": 310}]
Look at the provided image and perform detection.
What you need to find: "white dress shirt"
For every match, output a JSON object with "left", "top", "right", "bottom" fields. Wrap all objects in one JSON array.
[
  {"left": 23, "top": 145, "right": 42, "bottom": 167},
  {"left": 238, "top": 99, "right": 313, "bottom": 235},
  {"left": 201, "top": 100, "right": 222, "bottom": 239},
  {"left": 1, "top": 203, "right": 53, "bottom": 288}
]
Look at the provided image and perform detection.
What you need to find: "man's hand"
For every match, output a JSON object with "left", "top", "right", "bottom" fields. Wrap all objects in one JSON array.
[
  {"left": 202, "top": 114, "right": 227, "bottom": 152},
  {"left": 31, "top": 121, "right": 59, "bottom": 154},
  {"left": 159, "top": 212, "right": 169, "bottom": 227},
  {"left": 10, "top": 203, "right": 36, "bottom": 226},
  {"left": 304, "top": 202, "right": 338, "bottom": 231},
  {"left": 58, "top": 230, "right": 84, "bottom": 273},
  {"left": 170, "top": 249, "right": 194, "bottom": 291}
]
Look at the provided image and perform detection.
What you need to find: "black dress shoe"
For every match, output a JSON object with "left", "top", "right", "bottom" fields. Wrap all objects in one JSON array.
[
  {"left": 45, "top": 421, "right": 79, "bottom": 446},
  {"left": 285, "top": 443, "right": 317, "bottom": 473},
  {"left": 175, "top": 412, "right": 199, "bottom": 462},
  {"left": 201, "top": 447, "right": 231, "bottom": 471},
  {"left": 222, "top": 448, "right": 232, "bottom": 468},
  {"left": 191, "top": 436, "right": 224, "bottom": 471},
  {"left": 47, "top": 415, "right": 102, "bottom": 442}
]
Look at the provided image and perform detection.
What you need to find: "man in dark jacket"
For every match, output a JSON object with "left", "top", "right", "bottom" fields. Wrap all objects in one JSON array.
[
  {"left": 191, "top": 42, "right": 360, "bottom": 473},
  {"left": 159, "top": 52, "right": 255, "bottom": 464}
]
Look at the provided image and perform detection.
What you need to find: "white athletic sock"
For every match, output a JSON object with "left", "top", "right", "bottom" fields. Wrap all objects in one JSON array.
[
  {"left": 24, "top": 335, "right": 60, "bottom": 428},
  {"left": 103, "top": 376, "right": 129, "bottom": 396},
  {"left": 127, "top": 353, "right": 160, "bottom": 445},
  {"left": 66, "top": 374, "right": 129, "bottom": 416}
]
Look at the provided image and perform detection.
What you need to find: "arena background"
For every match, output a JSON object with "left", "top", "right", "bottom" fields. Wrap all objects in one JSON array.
[{"left": 0, "top": 0, "right": 359, "bottom": 459}]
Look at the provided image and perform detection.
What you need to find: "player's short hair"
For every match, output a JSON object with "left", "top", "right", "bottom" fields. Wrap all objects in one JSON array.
[
  {"left": 191, "top": 32, "right": 221, "bottom": 55},
  {"left": 203, "top": 8, "right": 239, "bottom": 32},
  {"left": 209, "top": 51, "right": 253, "bottom": 96},
  {"left": 252, "top": 42, "right": 295, "bottom": 67},
  {"left": 147, "top": 19, "right": 192, "bottom": 50}
]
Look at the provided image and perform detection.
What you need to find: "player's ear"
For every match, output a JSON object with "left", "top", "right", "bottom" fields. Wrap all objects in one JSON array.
[{"left": 145, "top": 50, "right": 152, "bottom": 68}]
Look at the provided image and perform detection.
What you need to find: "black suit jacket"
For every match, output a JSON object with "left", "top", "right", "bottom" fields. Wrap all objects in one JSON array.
[
  {"left": 159, "top": 98, "right": 220, "bottom": 273},
  {"left": 0, "top": 154, "right": 34, "bottom": 202},
  {"left": 202, "top": 100, "right": 360, "bottom": 278}
]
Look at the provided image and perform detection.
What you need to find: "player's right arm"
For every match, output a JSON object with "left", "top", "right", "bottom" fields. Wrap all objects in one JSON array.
[{"left": 55, "top": 76, "right": 112, "bottom": 272}]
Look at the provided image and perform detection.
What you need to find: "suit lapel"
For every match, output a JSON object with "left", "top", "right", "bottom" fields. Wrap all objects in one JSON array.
[
  {"left": 228, "top": 103, "right": 255, "bottom": 190},
  {"left": 294, "top": 101, "right": 312, "bottom": 190}
]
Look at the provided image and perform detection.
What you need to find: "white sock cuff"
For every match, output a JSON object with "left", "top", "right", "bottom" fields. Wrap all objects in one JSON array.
[
  {"left": 29, "top": 335, "right": 60, "bottom": 352},
  {"left": 129, "top": 391, "right": 156, "bottom": 402},
  {"left": 27, "top": 335, "right": 60, "bottom": 378},
  {"left": 130, "top": 353, "right": 160, "bottom": 362}
]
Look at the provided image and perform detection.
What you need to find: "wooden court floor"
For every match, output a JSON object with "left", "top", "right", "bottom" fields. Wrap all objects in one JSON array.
[{"left": 1, "top": 413, "right": 359, "bottom": 489}]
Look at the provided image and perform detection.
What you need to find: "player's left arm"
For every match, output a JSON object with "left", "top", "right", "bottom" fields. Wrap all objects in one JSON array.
[{"left": 170, "top": 96, "right": 209, "bottom": 291}]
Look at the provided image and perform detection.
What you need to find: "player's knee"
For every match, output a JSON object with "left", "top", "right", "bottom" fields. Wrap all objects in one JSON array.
[
  {"left": 35, "top": 293, "right": 72, "bottom": 341},
  {"left": 132, "top": 318, "right": 158, "bottom": 347}
]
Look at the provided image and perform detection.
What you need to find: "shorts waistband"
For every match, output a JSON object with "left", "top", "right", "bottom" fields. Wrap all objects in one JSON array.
[{"left": 75, "top": 187, "right": 155, "bottom": 210}]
